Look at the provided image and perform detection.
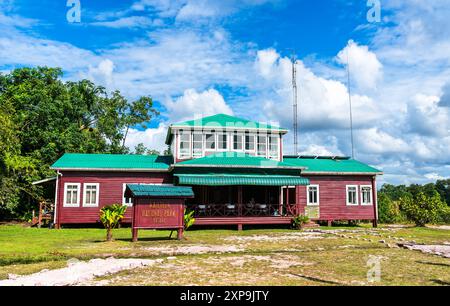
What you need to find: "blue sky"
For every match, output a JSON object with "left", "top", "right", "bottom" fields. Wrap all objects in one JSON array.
[{"left": 1, "top": 0, "right": 450, "bottom": 185}]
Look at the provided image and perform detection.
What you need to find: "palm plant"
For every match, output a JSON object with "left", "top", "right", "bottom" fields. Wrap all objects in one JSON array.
[
  {"left": 99, "top": 204, "right": 127, "bottom": 241},
  {"left": 184, "top": 209, "right": 195, "bottom": 230}
]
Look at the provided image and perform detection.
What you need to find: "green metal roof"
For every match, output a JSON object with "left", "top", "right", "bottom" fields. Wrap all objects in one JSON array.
[
  {"left": 51, "top": 153, "right": 173, "bottom": 171},
  {"left": 166, "top": 114, "right": 288, "bottom": 144},
  {"left": 283, "top": 157, "right": 382, "bottom": 174},
  {"left": 175, "top": 174, "right": 310, "bottom": 186},
  {"left": 126, "top": 184, "right": 194, "bottom": 198},
  {"left": 175, "top": 152, "right": 304, "bottom": 169}
]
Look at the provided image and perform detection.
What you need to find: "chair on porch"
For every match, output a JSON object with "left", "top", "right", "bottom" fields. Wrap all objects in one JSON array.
[
  {"left": 225, "top": 203, "right": 237, "bottom": 216},
  {"left": 197, "top": 204, "right": 209, "bottom": 216},
  {"left": 255, "top": 204, "right": 269, "bottom": 216}
]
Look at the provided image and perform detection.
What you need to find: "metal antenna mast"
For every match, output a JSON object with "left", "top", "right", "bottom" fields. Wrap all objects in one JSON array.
[
  {"left": 291, "top": 54, "right": 299, "bottom": 156},
  {"left": 346, "top": 46, "right": 355, "bottom": 159}
]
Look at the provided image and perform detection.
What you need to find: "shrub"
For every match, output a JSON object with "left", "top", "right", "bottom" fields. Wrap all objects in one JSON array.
[
  {"left": 378, "top": 193, "right": 406, "bottom": 224},
  {"left": 400, "top": 191, "right": 446, "bottom": 227},
  {"left": 292, "top": 214, "right": 309, "bottom": 230},
  {"left": 184, "top": 209, "right": 195, "bottom": 230},
  {"left": 99, "top": 204, "right": 127, "bottom": 241}
]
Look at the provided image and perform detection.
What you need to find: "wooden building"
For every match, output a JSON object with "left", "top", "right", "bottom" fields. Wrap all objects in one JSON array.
[{"left": 51, "top": 114, "right": 382, "bottom": 229}]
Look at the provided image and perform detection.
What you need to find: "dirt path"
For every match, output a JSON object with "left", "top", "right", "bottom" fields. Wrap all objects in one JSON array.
[{"left": 0, "top": 258, "right": 162, "bottom": 286}]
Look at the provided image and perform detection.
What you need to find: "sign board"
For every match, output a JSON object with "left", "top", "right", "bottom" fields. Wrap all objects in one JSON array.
[{"left": 132, "top": 199, "right": 185, "bottom": 242}]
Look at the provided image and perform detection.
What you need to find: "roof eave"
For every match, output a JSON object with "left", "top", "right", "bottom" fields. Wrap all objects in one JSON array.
[
  {"left": 50, "top": 167, "right": 170, "bottom": 172},
  {"left": 302, "top": 171, "right": 383, "bottom": 176},
  {"left": 173, "top": 164, "right": 305, "bottom": 170}
]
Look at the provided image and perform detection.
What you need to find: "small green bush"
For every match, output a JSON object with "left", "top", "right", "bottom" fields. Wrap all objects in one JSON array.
[{"left": 292, "top": 214, "right": 309, "bottom": 230}]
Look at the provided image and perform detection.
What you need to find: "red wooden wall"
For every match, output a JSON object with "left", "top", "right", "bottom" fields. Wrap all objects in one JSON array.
[
  {"left": 297, "top": 175, "right": 377, "bottom": 221},
  {"left": 56, "top": 171, "right": 172, "bottom": 225}
]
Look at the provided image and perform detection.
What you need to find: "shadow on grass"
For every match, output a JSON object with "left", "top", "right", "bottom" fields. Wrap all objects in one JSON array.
[
  {"left": 430, "top": 279, "right": 450, "bottom": 285},
  {"left": 289, "top": 273, "right": 343, "bottom": 285},
  {"left": 416, "top": 260, "right": 450, "bottom": 268}
]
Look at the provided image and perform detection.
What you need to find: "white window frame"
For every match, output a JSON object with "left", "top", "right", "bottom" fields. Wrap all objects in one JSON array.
[
  {"left": 178, "top": 131, "right": 191, "bottom": 159},
  {"left": 63, "top": 183, "right": 81, "bottom": 207},
  {"left": 217, "top": 133, "right": 228, "bottom": 151},
  {"left": 244, "top": 133, "right": 256, "bottom": 154},
  {"left": 360, "top": 185, "right": 373, "bottom": 206},
  {"left": 192, "top": 133, "right": 204, "bottom": 158},
  {"left": 307, "top": 185, "right": 320, "bottom": 206},
  {"left": 122, "top": 183, "right": 134, "bottom": 207},
  {"left": 83, "top": 183, "right": 99, "bottom": 207},
  {"left": 205, "top": 132, "right": 216, "bottom": 152},
  {"left": 268, "top": 134, "right": 279, "bottom": 160},
  {"left": 256, "top": 135, "right": 268, "bottom": 158},
  {"left": 346, "top": 185, "right": 359, "bottom": 206},
  {"left": 233, "top": 133, "right": 244, "bottom": 152}
]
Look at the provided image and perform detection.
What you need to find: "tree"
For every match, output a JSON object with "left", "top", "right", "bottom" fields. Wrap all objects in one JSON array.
[
  {"left": 400, "top": 191, "right": 446, "bottom": 227},
  {"left": 0, "top": 67, "right": 159, "bottom": 218},
  {"left": 99, "top": 204, "right": 127, "bottom": 241},
  {"left": 377, "top": 193, "right": 405, "bottom": 224},
  {"left": 435, "top": 179, "right": 450, "bottom": 206}
]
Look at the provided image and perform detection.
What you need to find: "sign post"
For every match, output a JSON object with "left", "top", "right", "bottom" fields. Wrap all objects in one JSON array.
[{"left": 125, "top": 185, "right": 194, "bottom": 242}]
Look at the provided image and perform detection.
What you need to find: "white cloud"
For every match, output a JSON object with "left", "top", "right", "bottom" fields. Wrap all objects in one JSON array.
[
  {"left": 164, "top": 88, "right": 233, "bottom": 123},
  {"left": 91, "top": 16, "right": 156, "bottom": 28},
  {"left": 86, "top": 59, "right": 115, "bottom": 86},
  {"left": 425, "top": 173, "right": 445, "bottom": 181},
  {"left": 125, "top": 123, "right": 169, "bottom": 153},
  {"left": 407, "top": 94, "right": 450, "bottom": 137},
  {"left": 336, "top": 40, "right": 383, "bottom": 91}
]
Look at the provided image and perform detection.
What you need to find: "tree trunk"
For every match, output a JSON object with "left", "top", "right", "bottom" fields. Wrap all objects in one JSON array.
[{"left": 106, "top": 228, "right": 113, "bottom": 241}]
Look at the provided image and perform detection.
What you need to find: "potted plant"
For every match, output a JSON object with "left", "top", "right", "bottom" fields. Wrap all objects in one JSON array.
[{"left": 292, "top": 214, "right": 310, "bottom": 230}]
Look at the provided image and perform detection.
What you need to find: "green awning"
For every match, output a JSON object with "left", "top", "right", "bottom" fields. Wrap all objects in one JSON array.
[
  {"left": 175, "top": 174, "right": 310, "bottom": 186},
  {"left": 125, "top": 184, "right": 194, "bottom": 198}
]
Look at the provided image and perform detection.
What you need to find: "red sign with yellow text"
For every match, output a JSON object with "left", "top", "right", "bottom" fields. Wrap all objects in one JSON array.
[{"left": 133, "top": 199, "right": 184, "bottom": 230}]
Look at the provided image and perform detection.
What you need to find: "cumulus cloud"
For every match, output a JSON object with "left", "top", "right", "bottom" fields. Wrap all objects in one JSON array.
[
  {"left": 407, "top": 94, "right": 450, "bottom": 137},
  {"left": 164, "top": 88, "right": 233, "bottom": 123},
  {"left": 125, "top": 123, "right": 169, "bottom": 153},
  {"left": 336, "top": 40, "right": 383, "bottom": 91}
]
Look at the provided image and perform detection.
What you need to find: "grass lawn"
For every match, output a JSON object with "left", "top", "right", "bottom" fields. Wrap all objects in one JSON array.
[{"left": 0, "top": 224, "right": 449, "bottom": 285}]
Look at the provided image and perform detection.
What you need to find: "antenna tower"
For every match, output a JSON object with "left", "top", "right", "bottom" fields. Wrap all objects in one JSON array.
[{"left": 291, "top": 54, "right": 299, "bottom": 156}]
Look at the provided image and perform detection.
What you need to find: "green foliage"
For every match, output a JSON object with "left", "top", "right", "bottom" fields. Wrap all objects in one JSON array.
[
  {"left": 292, "top": 214, "right": 309, "bottom": 229},
  {"left": 0, "top": 67, "right": 158, "bottom": 218},
  {"left": 400, "top": 191, "right": 446, "bottom": 227},
  {"left": 133, "top": 143, "right": 160, "bottom": 155},
  {"left": 99, "top": 204, "right": 127, "bottom": 241},
  {"left": 184, "top": 209, "right": 195, "bottom": 230},
  {"left": 377, "top": 193, "right": 406, "bottom": 224}
]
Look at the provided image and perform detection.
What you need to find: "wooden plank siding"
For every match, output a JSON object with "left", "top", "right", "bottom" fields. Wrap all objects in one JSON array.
[
  {"left": 297, "top": 175, "right": 377, "bottom": 222},
  {"left": 56, "top": 171, "right": 172, "bottom": 226}
]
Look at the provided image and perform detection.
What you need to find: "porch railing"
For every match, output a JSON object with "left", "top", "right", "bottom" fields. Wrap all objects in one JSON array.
[{"left": 186, "top": 203, "right": 297, "bottom": 218}]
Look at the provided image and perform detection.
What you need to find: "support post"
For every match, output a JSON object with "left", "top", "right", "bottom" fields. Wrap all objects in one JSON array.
[
  {"left": 238, "top": 186, "right": 243, "bottom": 217},
  {"left": 372, "top": 176, "right": 378, "bottom": 228},
  {"left": 132, "top": 228, "right": 138, "bottom": 242},
  {"left": 177, "top": 228, "right": 184, "bottom": 240},
  {"left": 237, "top": 224, "right": 243, "bottom": 231}
]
